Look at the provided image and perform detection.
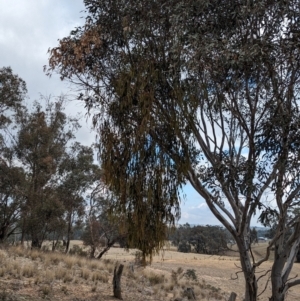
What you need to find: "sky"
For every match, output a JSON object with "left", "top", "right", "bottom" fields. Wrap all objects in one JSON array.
[{"left": 0, "top": 1, "right": 261, "bottom": 226}]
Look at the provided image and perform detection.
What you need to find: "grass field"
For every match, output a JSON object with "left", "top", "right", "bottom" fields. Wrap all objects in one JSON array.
[{"left": 0, "top": 242, "right": 299, "bottom": 301}]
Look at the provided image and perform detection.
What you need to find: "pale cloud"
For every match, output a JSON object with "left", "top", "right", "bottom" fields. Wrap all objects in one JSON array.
[
  {"left": 0, "top": 0, "right": 85, "bottom": 101},
  {"left": 0, "top": 1, "right": 95, "bottom": 146},
  {"left": 197, "top": 203, "right": 207, "bottom": 209}
]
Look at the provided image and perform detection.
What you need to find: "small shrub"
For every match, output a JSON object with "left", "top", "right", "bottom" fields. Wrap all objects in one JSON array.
[
  {"left": 61, "top": 286, "right": 68, "bottom": 295},
  {"left": 40, "top": 285, "right": 51, "bottom": 297},
  {"left": 146, "top": 273, "right": 165, "bottom": 286},
  {"left": 183, "top": 269, "right": 198, "bottom": 281}
]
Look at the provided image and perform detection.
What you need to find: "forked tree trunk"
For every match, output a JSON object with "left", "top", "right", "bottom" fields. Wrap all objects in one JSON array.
[
  {"left": 268, "top": 228, "right": 300, "bottom": 301},
  {"left": 236, "top": 237, "right": 258, "bottom": 301},
  {"left": 113, "top": 264, "right": 124, "bottom": 300}
]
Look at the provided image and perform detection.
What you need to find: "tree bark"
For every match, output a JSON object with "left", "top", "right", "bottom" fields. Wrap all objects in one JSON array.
[
  {"left": 31, "top": 236, "right": 42, "bottom": 249},
  {"left": 236, "top": 237, "right": 258, "bottom": 301},
  {"left": 90, "top": 245, "right": 96, "bottom": 258},
  {"left": 97, "top": 239, "right": 116, "bottom": 259},
  {"left": 113, "top": 264, "right": 124, "bottom": 300},
  {"left": 65, "top": 214, "right": 72, "bottom": 253},
  {"left": 269, "top": 248, "right": 287, "bottom": 301}
]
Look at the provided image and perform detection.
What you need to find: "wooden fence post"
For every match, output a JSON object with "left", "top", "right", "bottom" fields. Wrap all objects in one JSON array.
[
  {"left": 229, "top": 292, "right": 237, "bottom": 301},
  {"left": 113, "top": 263, "right": 124, "bottom": 299}
]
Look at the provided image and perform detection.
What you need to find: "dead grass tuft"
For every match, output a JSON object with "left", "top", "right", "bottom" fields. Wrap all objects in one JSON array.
[
  {"left": 91, "top": 271, "right": 108, "bottom": 283},
  {"left": 80, "top": 268, "right": 90, "bottom": 280},
  {"left": 55, "top": 267, "right": 68, "bottom": 280},
  {"left": 22, "top": 263, "right": 36, "bottom": 278}
]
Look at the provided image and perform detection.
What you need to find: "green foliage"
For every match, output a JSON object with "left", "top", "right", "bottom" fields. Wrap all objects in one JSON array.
[
  {"left": 171, "top": 224, "right": 230, "bottom": 255},
  {"left": 47, "top": 1, "right": 300, "bottom": 300},
  {"left": 183, "top": 269, "right": 198, "bottom": 282},
  {"left": 0, "top": 71, "right": 103, "bottom": 249},
  {"left": 0, "top": 66, "right": 26, "bottom": 127},
  {"left": 177, "top": 241, "right": 191, "bottom": 253}
]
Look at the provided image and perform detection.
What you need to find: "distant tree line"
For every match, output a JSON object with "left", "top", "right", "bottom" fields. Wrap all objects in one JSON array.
[{"left": 169, "top": 223, "right": 232, "bottom": 255}]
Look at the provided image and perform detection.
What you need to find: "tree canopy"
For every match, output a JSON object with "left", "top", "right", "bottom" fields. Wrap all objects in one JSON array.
[
  {"left": 0, "top": 70, "right": 105, "bottom": 252},
  {"left": 47, "top": 1, "right": 300, "bottom": 300}
]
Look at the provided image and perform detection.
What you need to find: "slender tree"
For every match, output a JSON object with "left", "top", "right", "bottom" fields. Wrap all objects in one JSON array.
[
  {"left": 57, "top": 143, "right": 100, "bottom": 253},
  {"left": 47, "top": 1, "right": 300, "bottom": 300}
]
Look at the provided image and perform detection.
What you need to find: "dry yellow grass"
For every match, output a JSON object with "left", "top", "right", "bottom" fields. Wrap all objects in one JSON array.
[
  {"left": 0, "top": 242, "right": 299, "bottom": 301},
  {"left": 0, "top": 244, "right": 228, "bottom": 301}
]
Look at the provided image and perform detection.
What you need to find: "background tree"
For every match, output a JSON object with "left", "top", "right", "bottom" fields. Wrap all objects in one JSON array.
[
  {"left": 57, "top": 143, "right": 100, "bottom": 253},
  {"left": 15, "top": 97, "right": 80, "bottom": 248},
  {"left": 82, "top": 181, "right": 126, "bottom": 259},
  {"left": 250, "top": 228, "right": 258, "bottom": 244},
  {"left": 0, "top": 67, "right": 27, "bottom": 243},
  {"left": 47, "top": 1, "right": 300, "bottom": 300},
  {"left": 171, "top": 224, "right": 230, "bottom": 255},
  {"left": 0, "top": 66, "right": 26, "bottom": 128}
]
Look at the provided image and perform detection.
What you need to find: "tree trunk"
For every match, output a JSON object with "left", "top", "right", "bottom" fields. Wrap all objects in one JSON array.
[
  {"left": 21, "top": 218, "right": 26, "bottom": 246},
  {"left": 113, "top": 264, "right": 124, "bottom": 300},
  {"left": 236, "top": 237, "right": 258, "bottom": 301},
  {"left": 244, "top": 278, "right": 258, "bottom": 301},
  {"left": 0, "top": 230, "right": 5, "bottom": 243},
  {"left": 90, "top": 245, "right": 96, "bottom": 258},
  {"left": 52, "top": 238, "right": 60, "bottom": 251},
  {"left": 97, "top": 239, "right": 115, "bottom": 259},
  {"left": 31, "top": 236, "right": 42, "bottom": 249},
  {"left": 65, "top": 215, "right": 72, "bottom": 253},
  {"left": 269, "top": 246, "right": 287, "bottom": 301},
  {"left": 65, "top": 239, "right": 70, "bottom": 253}
]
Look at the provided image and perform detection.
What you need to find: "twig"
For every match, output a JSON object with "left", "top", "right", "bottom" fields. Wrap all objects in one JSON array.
[
  {"left": 257, "top": 269, "right": 271, "bottom": 282},
  {"left": 231, "top": 270, "right": 244, "bottom": 280},
  {"left": 257, "top": 274, "right": 271, "bottom": 297}
]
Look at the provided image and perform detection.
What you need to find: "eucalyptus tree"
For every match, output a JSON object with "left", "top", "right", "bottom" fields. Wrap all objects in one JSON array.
[
  {"left": 47, "top": 1, "right": 300, "bottom": 300},
  {"left": 0, "top": 66, "right": 26, "bottom": 128},
  {"left": 0, "top": 67, "right": 27, "bottom": 242},
  {"left": 0, "top": 150, "right": 25, "bottom": 242},
  {"left": 15, "top": 97, "right": 80, "bottom": 248},
  {"left": 57, "top": 143, "right": 101, "bottom": 253}
]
